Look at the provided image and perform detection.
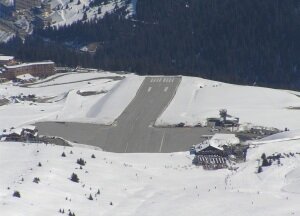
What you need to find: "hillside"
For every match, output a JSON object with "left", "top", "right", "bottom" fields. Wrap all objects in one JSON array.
[
  {"left": 1, "top": 137, "right": 300, "bottom": 215},
  {"left": 0, "top": 71, "right": 300, "bottom": 215},
  {"left": 48, "top": 0, "right": 137, "bottom": 27},
  {"left": 1, "top": 0, "right": 299, "bottom": 90}
]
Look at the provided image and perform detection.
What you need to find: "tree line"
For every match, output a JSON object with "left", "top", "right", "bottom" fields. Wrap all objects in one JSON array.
[{"left": 1, "top": 0, "right": 299, "bottom": 89}]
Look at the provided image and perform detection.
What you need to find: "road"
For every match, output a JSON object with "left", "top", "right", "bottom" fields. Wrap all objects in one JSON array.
[{"left": 36, "top": 76, "right": 223, "bottom": 153}]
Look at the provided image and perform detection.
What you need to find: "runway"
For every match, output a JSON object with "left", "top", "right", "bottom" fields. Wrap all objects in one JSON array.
[{"left": 36, "top": 76, "right": 221, "bottom": 153}]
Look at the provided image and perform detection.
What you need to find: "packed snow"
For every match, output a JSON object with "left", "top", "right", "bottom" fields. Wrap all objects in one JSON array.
[
  {"left": 1, "top": 139, "right": 300, "bottom": 216},
  {"left": 156, "top": 76, "right": 300, "bottom": 130}
]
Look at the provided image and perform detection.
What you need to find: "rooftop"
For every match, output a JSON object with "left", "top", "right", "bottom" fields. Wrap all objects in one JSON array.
[
  {"left": 0, "top": 56, "right": 14, "bottom": 61},
  {"left": 4, "top": 61, "right": 55, "bottom": 69}
]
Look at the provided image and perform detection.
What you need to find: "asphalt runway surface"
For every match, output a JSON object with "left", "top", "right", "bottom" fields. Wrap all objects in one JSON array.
[{"left": 36, "top": 76, "right": 222, "bottom": 153}]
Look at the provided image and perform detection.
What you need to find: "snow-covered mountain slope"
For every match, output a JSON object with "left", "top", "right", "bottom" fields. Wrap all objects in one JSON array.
[
  {"left": 0, "top": 29, "right": 15, "bottom": 44},
  {"left": 1, "top": 139, "right": 300, "bottom": 216},
  {"left": 156, "top": 76, "right": 300, "bottom": 130},
  {"left": 49, "top": 0, "right": 137, "bottom": 27}
]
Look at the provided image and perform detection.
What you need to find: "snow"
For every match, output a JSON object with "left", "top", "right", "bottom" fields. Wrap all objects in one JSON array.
[
  {"left": 156, "top": 76, "right": 300, "bottom": 130},
  {"left": 0, "top": 71, "right": 127, "bottom": 131},
  {"left": 5, "top": 61, "right": 54, "bottom": 69},
  {"left": 194, "top": 133, "right": 240, "bottom": 152},
  {"left": 53, "top": 78, "right": 119, "bottom": 123},
  {"left": 252, "top": 129, "right": 300, "bottom": 145},
  {"left": 0, "top": 70, "right": 300, "bottom": 215},
  {"left": 49, "top": 0, "right": 137, "bottom": 27},
  {"left": 210, "top": 133, "right": 240, "bottom": 146},
  {"left": 16, "top": 74, "right": 36, "bottom": 81},
  {"left": 85, "top": 75, "right": 144, "bottom": 124},
  {"left": 0, "top": 55, "right": 14, "bottom": 61},
  {"left": 0, "top": 29, "right": 15, "bottom": 44},
  {"left": 1, "top": 71, "right": 299, "bottom": 134},
  {"left": 1, "top": 139, "right": 300, "bottom": 215}
]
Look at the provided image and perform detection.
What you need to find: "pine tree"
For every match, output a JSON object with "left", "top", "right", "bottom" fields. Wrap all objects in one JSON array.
[
  {"left": 13, "top": 191, "right": 21, "bottom": 198},
  {"left": 70, "top": 173, "right": 79, "bottom": 183}
]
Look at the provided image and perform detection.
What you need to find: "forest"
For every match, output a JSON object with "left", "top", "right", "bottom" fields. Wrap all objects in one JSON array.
[{"left": 1, "top": 0, "right": 299, "bottom": 89}]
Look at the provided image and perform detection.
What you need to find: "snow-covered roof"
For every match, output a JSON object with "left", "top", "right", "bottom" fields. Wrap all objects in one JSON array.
[
  {"left": 22, "top": 125, "right": 36, "bottom": 131},
  {"left": 194, "top": 133, "right": 240, "bottom": 153},
  {"left": 2, "top": 125, "right": 36, "bottom": 136},
  {"left": 4, "top": 61, "right": 55, "bottom": 69},
  {"left": 0, "top": 56, "right": 14, "bottom": 61},
  {"left": 210, "top": 134, "right": 240, "bottom": 146},
  {"left": 194, "top": 139, "right": 224, "bottom": 152},
  {"left": 7, "top": 127, "right": 23, "bottom": 136},
  {"left": 200, "top": 142, "right": 224, "bottom": 151}
]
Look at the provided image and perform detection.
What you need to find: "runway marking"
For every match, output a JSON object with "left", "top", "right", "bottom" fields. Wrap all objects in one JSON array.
[
  {"left": 164, "top": 87, "right": 169, "bottom": 92},
  {"left": 148, "top": 87, "right": 152, "bottom": 92},
  {"left": 159, "top": 132, "right": 166, "bottom": 153},
  {"left": 125, "top": 142, "right": 129, "bottom": 153}
]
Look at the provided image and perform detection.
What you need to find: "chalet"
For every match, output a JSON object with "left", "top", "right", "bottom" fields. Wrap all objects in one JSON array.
[
  {"left": 193, "top": 143, "right": 227, "bottom": 169},
  {"left": 192, "top": 133, "right": 245, "bottom": 169}
]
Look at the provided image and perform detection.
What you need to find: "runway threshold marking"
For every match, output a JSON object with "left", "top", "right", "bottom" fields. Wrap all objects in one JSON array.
[
  {"left": 164, "top": 87, "right": 169, "bottom": 92},
  {"left": 159, "top": 132, "right": 166, "bottom": 153},
  {"left": 148, "top": 87, "right": 152, "bottom": 92}
]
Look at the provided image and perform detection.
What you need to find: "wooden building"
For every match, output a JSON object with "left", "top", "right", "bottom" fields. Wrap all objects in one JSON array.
[
  {"left": 193, "top": 144, "right": 228, "bottom": 170},
  {"left": 0, "top": 55, "right": 14, "bottom": 65},
  {"left": 192, "top": 134, "right": 243, "bottom": 169},
  {"left": 3, "top": 61, "right": 55, "bottom": 79}
]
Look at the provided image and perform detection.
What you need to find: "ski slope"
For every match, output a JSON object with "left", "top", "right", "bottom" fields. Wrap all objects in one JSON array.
[{"left": 1, "top": 139, "right": 300, "bottom": 216}]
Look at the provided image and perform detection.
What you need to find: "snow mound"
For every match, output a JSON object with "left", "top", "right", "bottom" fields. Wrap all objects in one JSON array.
[
  {"left": 252, "top": 129, "right": 300, "bottom": 144},
  {"left": 86, "top": 75, "right": 144, "bottom": 124}
]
